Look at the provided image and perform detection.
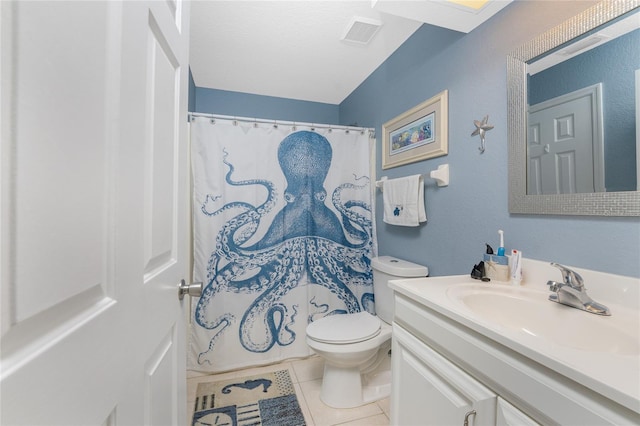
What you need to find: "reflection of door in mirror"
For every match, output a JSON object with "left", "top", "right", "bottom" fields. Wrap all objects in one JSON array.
[
  {"left": 526, "top": 22, "right": 639, "bottom": 194},
  {"left": 527, "top": 84, "right": 604, "bottom": 195}
]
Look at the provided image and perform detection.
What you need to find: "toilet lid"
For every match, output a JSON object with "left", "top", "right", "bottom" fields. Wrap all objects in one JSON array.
[{"left": 306, "top": 312, "right": 381, "bottom": 344}]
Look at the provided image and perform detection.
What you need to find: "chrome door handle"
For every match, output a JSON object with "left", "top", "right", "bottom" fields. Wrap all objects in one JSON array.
[{"left": 178, "top": 279, "right": 203, "bottom": 300}]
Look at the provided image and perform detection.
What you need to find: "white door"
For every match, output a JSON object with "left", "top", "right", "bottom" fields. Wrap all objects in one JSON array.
[
  {"left": 391, "top": 325, "right": 496, "bottom": 426},
  {"left": 527, "top": 84, "right": 604, "bottom": 194},
  {"left": 0, "top": 1, "right": 191, "bottom": 425}
]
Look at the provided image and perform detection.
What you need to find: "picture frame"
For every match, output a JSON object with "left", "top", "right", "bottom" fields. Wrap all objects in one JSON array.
[{"left": 382, "top": 90, "right": 448, "bottom": 169}]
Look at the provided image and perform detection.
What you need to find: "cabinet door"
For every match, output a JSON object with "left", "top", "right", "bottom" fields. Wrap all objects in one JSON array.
[
  {"left": 391, "top": 324, "right": 496, "bottom": 426},
  {"left": 496, "top": 398, "right": 541, "bottom": 426}
]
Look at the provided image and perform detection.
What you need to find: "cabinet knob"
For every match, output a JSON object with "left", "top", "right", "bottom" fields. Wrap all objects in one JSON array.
[{"left": 463, "top": 409, "right": 476, "bottom": 426}]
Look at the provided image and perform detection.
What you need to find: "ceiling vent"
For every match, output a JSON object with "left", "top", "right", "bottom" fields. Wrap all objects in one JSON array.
[
  {"left": 342, "top": 17, "right": 382, "bottom": 44},
  {"left": 558, "top": 34, "right": 610, "bottom": 56}
]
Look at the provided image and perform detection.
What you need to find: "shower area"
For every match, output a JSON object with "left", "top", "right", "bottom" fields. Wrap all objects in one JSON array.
[{"left": 188, "top": 114, "right": 378, "bottom": 373}]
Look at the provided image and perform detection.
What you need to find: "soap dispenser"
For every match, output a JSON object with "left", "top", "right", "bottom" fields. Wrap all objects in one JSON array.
[{"left": 483, "top": 230, "right": 509, "bottom": 282}]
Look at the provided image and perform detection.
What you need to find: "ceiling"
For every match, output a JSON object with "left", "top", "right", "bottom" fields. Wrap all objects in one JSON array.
[{"left": 189, "top": 1, "right": 512, "bottom": 105}]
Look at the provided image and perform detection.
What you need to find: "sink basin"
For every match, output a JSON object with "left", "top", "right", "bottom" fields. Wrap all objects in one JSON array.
[{"left": 447, "top": 285, "right": 639, "bottom": 356}]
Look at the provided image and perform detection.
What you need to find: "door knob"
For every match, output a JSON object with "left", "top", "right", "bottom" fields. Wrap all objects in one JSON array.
[{"left": 178, "top": 279, "right": 203, "bottom": 300}]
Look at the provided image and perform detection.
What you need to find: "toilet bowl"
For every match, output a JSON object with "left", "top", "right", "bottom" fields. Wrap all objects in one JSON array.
[{"left": 305, "top": 256, "right": 428, "bottom": 408}]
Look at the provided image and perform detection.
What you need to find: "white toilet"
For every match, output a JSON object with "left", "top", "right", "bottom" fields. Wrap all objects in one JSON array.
[{"left": 306, "top": 256, "right": 428, "bottom": 408}]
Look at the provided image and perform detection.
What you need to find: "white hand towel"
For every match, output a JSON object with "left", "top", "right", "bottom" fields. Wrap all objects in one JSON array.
[{"left": 382, "top": 175, "right": 427, "bottom": 226}]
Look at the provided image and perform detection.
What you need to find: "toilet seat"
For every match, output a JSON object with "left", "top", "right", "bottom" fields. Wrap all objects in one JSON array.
[{"left": 306, "top": 312, "right": 381, "bottom": 344}]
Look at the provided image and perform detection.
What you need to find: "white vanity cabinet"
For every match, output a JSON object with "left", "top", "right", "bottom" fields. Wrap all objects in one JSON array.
[
  {"left": 391, "top": 325, "right": 497, "bottom": 425},
  {"left": 390, "top": 282, "right": 638, "bottom": 426}
]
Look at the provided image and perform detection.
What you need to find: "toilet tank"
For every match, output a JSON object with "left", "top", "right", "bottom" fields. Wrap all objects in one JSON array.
[{"left": 371, "top": 256, "right": 428, "bottom": 323}]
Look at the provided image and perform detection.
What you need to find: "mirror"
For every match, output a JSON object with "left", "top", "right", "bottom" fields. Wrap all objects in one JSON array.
[
  {"left": 528, "top": 13, "right": 638, "bottom": 195},
  {"left": 508, "top": 1, "right": 640, "bottom": 216}
]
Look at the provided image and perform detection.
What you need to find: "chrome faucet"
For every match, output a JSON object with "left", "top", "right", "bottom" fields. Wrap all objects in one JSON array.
[{"left": 547, "top": 263, "right": 611, "bottom": 316}]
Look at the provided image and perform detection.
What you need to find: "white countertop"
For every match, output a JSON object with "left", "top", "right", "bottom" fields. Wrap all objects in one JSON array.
[{"left": 388, "top": 258, "right": 640, "bottom": 414}]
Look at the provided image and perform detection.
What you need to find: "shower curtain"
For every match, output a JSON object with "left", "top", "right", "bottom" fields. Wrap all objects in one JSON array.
[{"left": 188, "top": 115, "right": 377, "bottom": 372}]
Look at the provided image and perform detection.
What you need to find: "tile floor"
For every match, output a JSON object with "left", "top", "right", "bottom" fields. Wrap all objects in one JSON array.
[{"left": 187, "top": 356, "right": 390, "bottom": 426}]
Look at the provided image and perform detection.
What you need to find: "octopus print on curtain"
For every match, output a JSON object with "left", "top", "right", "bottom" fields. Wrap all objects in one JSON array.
[{"left": 189, "top": 116, "right": 377, "bottom": 372}]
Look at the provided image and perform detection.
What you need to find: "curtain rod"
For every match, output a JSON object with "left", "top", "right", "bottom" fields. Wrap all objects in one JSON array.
[{"left": 188, "top": 112, "right": 375, "bottom": 136}]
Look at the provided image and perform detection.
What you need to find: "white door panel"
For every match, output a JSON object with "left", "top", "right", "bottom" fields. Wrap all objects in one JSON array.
[
  {"left": 144, "top": 12, "right": 181, "bottom": 279},
  {"left": 6, "top": 0, "right": 118, "bottom": 328},
  {"left": 527, "top": 84, "right": 604, "bottom": 194},
  {"left": 1, "top": 1, "right": 190, "bottom": 424}
]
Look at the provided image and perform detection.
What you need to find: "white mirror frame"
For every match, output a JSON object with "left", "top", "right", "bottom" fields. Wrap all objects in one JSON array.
[{"left": 507, "top": 0, "right": 640, "bottom": 216}]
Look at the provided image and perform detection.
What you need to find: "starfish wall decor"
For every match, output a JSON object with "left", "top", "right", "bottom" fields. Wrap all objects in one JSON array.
[{"left": 471, "top": 115, "right": 494, "bottom": 153}]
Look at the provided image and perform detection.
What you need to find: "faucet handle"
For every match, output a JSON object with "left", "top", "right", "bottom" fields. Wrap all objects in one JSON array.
[
  {"left": 547, "top": 280, "right": 561, "bottom": 292},
  {"left": 550, "top": 263, "right": 584, "bottom": 290}
]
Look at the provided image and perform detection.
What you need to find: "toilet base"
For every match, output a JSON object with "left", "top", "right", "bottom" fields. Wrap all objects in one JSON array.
[{"left": 319, "top": 343, "right": 391, "bottom": 409}]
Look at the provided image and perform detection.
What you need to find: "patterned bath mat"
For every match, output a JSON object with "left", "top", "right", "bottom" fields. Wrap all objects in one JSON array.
[{"left": 192, "top": 369, "right": 306, "bottom": 426}]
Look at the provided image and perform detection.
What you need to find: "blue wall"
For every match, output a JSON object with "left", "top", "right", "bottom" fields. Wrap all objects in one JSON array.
[
  {"left": 189, "top": 1, "right": 640, "bottom": 278},
  {"left": 193, "top": 87, "right": 340, "bottom": 124},
  {"left": 340, "top": 1, "right": 640, "bottom": 278},
  {"left": 189, "top": 69, "right": 196, "bottom": 112}
]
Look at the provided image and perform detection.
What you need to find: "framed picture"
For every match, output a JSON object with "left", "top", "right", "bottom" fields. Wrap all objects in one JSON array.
[{"left": 382, "top": 90, "right": 448, "bottom": 169}]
